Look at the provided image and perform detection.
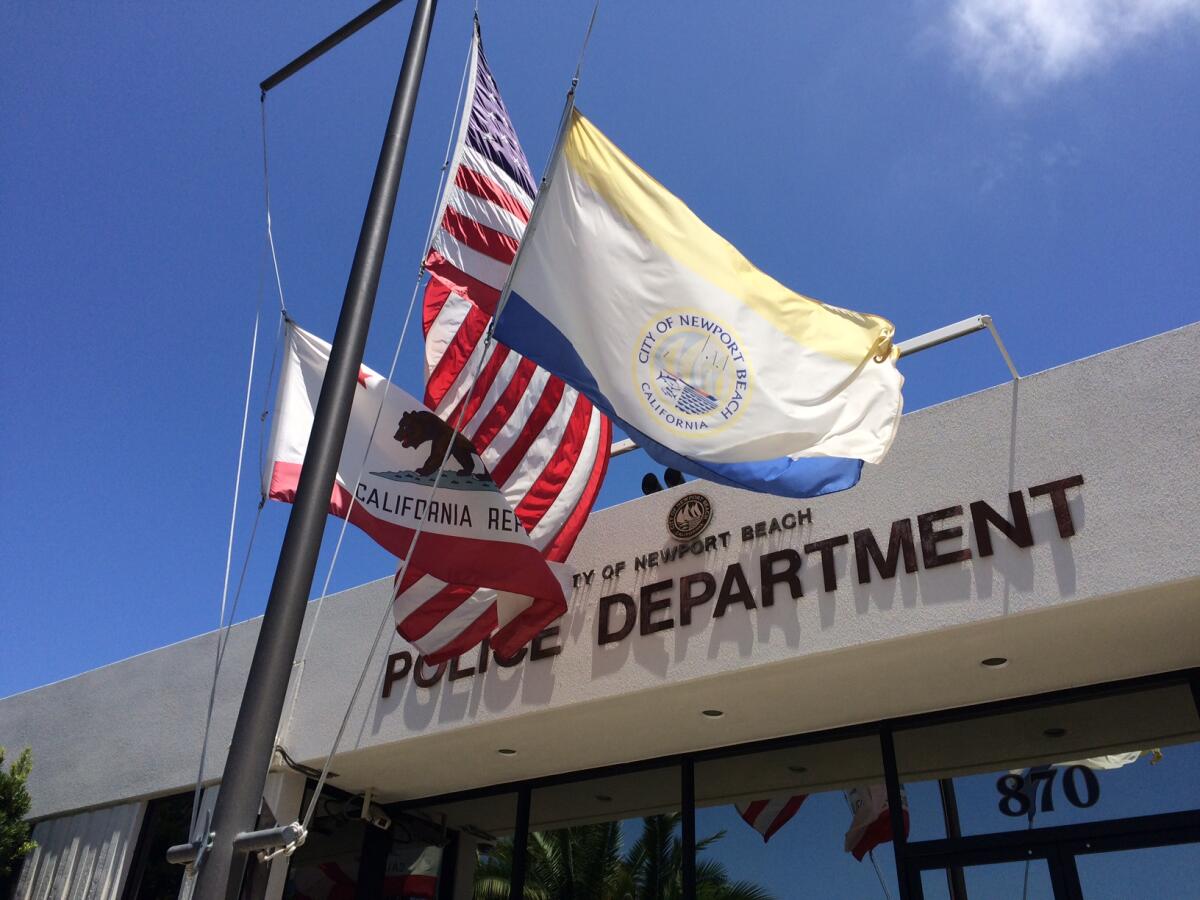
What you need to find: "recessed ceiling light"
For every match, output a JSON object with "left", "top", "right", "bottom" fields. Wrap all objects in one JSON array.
[
  {"left": 595, "top": 794, "right": 612, "bottom": 803},
  {"left": 981, "top": 657, "right": 1009, "bottom": 668},
  {"left": 1043, "top": 727, "right": 1067, "bottom": 739},
  {"left": 787, "top": 765, "right": 808, "bottom": 774},
  {"left": 497, "top": 748, "right": 517, "bottom": 756},
  {"left": 701, "top": 709, "right": 724, "bottom": 719}
]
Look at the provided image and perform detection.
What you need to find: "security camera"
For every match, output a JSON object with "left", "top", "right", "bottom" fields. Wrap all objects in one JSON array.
[{"left": 360, "top": 789, "right": 392, "bottom": 831}]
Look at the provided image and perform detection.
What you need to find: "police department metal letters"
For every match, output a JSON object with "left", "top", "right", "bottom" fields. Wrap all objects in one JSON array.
[{"left": 382, "top": 475, "right": 1084, "bottom": 694}]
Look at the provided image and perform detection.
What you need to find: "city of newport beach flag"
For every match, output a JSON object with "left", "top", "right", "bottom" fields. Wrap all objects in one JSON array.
[
  {"left": 397, "top": 18, "right": 611, "bottom": 650},
  {"left": 736, "top": 794, "right": 808, "bottom": 843},
  {"left": 844, "top": 784, "right": 909, "bottom": 861},
  {"left": 265, "top": 323, "right": 570, "bottom": 662},
  {"left": 494, "top": 108, "right": 904, "bottom": 499}
]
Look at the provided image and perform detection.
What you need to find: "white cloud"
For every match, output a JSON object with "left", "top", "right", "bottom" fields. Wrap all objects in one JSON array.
[{"left": 944, "top": 0, "right": 1200, "bottom": 98}]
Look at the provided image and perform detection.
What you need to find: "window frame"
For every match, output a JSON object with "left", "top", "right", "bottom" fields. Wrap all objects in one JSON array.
[{"left": 385, "top": 667, "right": 1200, "bottom": 900}]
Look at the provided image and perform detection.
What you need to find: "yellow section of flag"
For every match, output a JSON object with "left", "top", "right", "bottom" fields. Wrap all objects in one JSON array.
[{"left": 562, "top": 110, "right": 896, "bottom": 367}]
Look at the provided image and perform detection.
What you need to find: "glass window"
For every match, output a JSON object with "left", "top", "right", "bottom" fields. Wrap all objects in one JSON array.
[
  {"left": 919, "top": 859, "right": 1055, "bottom": 900},
  {"left": 1075, "top": 843, "right": 1200, "bottom": 900},
  {"left": 124, "top": 792, "right": 193, "bottom": 900},
  {"left": 402, "top": 792, "right": 519, "bottom": 898},
  {"left": 286, "top": 786, "right": 472, "bottom": 900},
  {"left": 379, "top": 814, "right": 447, "bottom": 900},
  {"left": 526, "top": 763, "right": 682, "bottom": 898},
  {"left": 895, "top": 683, "right": 1200, "bottom": 840},
  {"left": 282, "top": 787, "right": 367, "bottom": 900},
  {"left": 694, "top": 735, "right": 901, "bottom": 899}
]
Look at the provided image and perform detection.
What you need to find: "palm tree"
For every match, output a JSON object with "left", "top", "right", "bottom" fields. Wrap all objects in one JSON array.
[
  {"left": 623, "top": 814, "right": 772, "bottom": 900},
  {"left": 473, "top": 813, "right": 772, "bottom": 900},
  {"left": 473, "top": 821, "right": 626, "bottom": 900}
]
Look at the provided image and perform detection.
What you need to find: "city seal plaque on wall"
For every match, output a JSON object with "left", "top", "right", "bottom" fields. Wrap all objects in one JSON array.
[{"left": 667, "top": 493, "right": 713, "bottom": 541}]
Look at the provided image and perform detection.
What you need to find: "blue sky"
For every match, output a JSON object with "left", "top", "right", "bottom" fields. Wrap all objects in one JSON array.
[{"left": 2, "top": 0, "right": 1198, "bottom": 699}]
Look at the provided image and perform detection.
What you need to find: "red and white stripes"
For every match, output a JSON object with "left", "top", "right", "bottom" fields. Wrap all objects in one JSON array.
[
  {"left": 392, "top": 21, "right": 610, "bottom": 663},
  {"left": 736, "top": 795, "right": 809, "bottom": 843}
]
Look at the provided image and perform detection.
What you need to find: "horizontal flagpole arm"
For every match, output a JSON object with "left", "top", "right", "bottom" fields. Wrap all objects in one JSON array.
[
  {"left": 231, "top": 824, "right": 306, "bottom": 854},
  {"left": 167, "top": 824, "right": 306, "bottom": 867},
  {"left": 260, "top": 0, "right": 408, "bottom": 94},
  {"left": 896, "top": 313, "right": 1019, "bottom": 380},
  {"left": 895, "top": 314, "right": 987, "bottom": 356},
  {"left": 607, "top": 314, "right": 1018, "bottom": 458},
  {"left": 166, "top": 840, "right": 205, "bottom": 867},
  {"left": 610, "top": 438, "right": 637, "bottom": 459}
]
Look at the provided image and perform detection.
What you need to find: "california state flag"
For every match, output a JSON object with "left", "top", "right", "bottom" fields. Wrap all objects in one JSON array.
[
  {"left": 844, "top": 784, "right": 909, "bottom": 861},
  {"left": 265, "top": 323, "right": 569, "bottom": 662}
]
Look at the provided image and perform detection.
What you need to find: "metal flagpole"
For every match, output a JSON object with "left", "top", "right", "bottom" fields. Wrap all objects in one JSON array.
[{"left": 188, "top": 2, "right": 437, "bottom": 898}]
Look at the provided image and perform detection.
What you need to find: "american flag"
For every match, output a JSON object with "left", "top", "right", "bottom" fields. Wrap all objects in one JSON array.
[
  {"left": 736, "top": 794, "right": 808, "bottom": 843},
  {"left": 393, "top": 20, "right": 611, "bottom": 664}
]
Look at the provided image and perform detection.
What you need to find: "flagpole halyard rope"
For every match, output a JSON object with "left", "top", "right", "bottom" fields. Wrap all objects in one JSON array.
[
  {"left": 282, "top": 4, "right": 607, "bottom": 834},
  {"left": 279, "top": 12, "right": 476, "bottom": 742},
  {"left": 490, "top": 2, "right": 598, "bottom": 332},
  {"left": 261, "top": 98, "right": 288, "bottom": 317},
  {"left": 298, "top": 277, "right": 500, "bottom": 833},
  {"left": 279, "top": 18, "right": 488, "bottom": 832},
  {"left": 188, "top": 223, "right": 268, "bottom": 844},
  {"left": 423, "top": 26, "right": 474, "bottom": 260},
  {"left": 276, "top": 270, "right": 420, "bottom": 747},
  {"left": 256, "top": 313, "right": 287, "bottom": 493},
  {"left": 572, "top": 0, "right": 601, "bottom": 89},
  {"left": 188, "top": 92, "right": 294, "bottom": 845}
]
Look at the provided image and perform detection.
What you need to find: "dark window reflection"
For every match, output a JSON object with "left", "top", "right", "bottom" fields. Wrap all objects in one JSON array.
[
  {"left": 695, "top": 736, "right": 900, "bottom": 899},
  {"left": 123, "top": 793, "right": 192, "bottom": 900},
  {"left": 521, "top": 766, "right": 687, "bottom": 898},
  {"left": 895, "top": 683, "right": 1200, "bottom": 840}
]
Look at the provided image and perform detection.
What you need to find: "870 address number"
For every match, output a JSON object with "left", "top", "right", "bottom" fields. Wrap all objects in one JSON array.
[{"left": 996, "top": 766, "right": 1100, "bottom": 817}]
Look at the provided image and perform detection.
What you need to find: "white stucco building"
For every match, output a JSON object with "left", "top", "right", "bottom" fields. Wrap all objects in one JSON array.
[{"left": 3, "top": 323, "right": 1198, "bottom": 900}]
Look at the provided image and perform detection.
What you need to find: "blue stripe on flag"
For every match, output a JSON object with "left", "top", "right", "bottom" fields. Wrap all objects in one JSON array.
[{"left": 496, "top": 291, "right": 864, "bottom": 499}]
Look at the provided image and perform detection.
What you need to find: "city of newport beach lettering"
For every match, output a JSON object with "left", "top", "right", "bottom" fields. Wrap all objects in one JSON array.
[{"left": 381, "top": 475, "right": 1083, "bottom": 693}]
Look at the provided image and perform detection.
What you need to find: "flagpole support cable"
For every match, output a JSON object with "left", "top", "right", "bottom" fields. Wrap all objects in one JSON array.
[
  {"left": 296, "top": 277, "right": 506, "bottom": 836},
  {"left": 278, "top": 12, "right": 478, "bottom": 770},
  {"left": 297, "top": 184, "right": 515, "bottom": 834},
  {"left": 186, "top": 204, "right": 270, "bottom": 846},
  {"left": 491, "top": 3, "right": 600, "bottom": 333},
  {"left": 189, "top": 1, "right": 438, "bottom": 896},
  {"left": 571, "top": 1, "right": 601, "bottom": 89},
  {"left": 982, "top": 315, "right": 1020, "bottom": 381},
  {"left": 185, "top": 84, "right": 297, "bottom": 850},
  {"left": 261, "top": 98, "right": 290, "bottom": 318},
  {"left": 260, "top": 8, "right": 601, "bottom": 857}
]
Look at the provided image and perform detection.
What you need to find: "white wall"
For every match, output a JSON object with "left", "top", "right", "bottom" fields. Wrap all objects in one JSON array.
[
  {"left": 13, "top": 801, "right": 145, "bottom": 900},
  {"left": 3, "top": 323, "right": 1199, "bottom": 819}
]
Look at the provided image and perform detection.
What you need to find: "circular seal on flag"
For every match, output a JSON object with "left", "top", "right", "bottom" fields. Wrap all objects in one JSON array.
[
  {"left": 667, "top": 493, "right": 713, "bottom": 542},
  {"left": 633, "top": 311, "right": 751, "bottom": 437}
]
